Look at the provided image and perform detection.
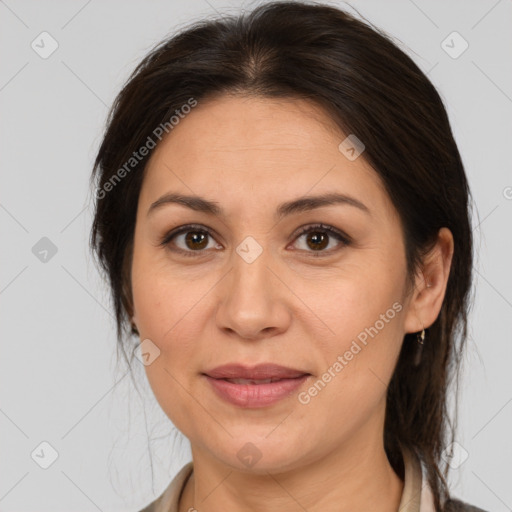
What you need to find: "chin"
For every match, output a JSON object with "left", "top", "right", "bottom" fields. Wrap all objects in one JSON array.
[{"left": 204, "top": 435, "right": 308, "bottom": 475}]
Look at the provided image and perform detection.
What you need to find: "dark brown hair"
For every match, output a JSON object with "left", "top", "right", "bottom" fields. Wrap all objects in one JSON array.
[{"left": 89, "top": 2, "right": 475, "bottom": 510}]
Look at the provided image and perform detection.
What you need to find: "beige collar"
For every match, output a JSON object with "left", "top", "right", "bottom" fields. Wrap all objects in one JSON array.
[
  {"left": 399, "top": 447, "right": 436, "bottom": 512},
  {"left": 143, "top": 448, "right": 436, "bottom": 512}
]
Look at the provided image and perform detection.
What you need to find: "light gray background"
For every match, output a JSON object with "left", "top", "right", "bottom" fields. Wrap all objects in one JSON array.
[{"left": 1, "top": 0, "right": 511, "bottom": 511}]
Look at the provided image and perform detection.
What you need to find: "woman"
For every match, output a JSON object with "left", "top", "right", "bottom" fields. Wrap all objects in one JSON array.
[{"left": 89, "top": 2, "right": 487, "bottom": 511}]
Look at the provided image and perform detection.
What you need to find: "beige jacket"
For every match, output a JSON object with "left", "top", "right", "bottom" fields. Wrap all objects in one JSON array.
[{"left": 138, "top": 448, "right": 487, "bottom": 512}]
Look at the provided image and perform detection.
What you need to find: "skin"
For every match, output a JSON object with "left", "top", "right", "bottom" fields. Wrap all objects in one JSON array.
[{"left": 130, "top": 94, "right": 454, "bottom": 512}]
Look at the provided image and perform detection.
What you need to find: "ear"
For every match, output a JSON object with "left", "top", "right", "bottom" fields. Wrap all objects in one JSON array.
[{"left": 403, "top": 227, "right": 454, "bottom": 334}]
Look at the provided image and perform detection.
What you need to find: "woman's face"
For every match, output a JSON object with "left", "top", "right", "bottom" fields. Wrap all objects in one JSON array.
[{"left": 131, "top": 94, "right": 420, "bottom": 473}]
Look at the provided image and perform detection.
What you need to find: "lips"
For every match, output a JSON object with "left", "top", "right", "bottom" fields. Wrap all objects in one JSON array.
[
  {"left": 202, "top": 363, "right": 312, "bottom": 407},
  {"left": 223, "top": 377, "right": 282, "bottom": 385},
  {"left": 203, "top": 363, "right": 309, "bottom": 381}
]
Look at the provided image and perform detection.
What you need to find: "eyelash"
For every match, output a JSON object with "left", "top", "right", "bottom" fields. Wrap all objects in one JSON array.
[{"left": 158, "top": 223, "right": 351, "bottom": 258}]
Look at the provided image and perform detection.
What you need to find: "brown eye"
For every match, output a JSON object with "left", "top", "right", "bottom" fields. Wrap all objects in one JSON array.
[
  {"left": 292, "top": 224, "right": 350, "bottom": 255},
  {"left": 184, "top": 231, "right": 209, "bottom": 250},
  {"left": 304, "top": 231, "right": 329, "bottom": 251},
  {"left": 159, "top": 224, "right": 222, "bottom": 257}
]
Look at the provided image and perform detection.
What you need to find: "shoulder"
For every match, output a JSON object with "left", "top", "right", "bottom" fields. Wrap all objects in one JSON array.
[
  {"left": 136, "top": 485, "right": 170, "bottom": 512},
  {"left": 137, "top": 492, "right": 167, "bottom": 512},
  {"left": 137, "top": 499, "right": 159, "bottom": 512},
  {"left": 136, "top": 462, "right": 194, "bottom": 512},
  {"left": 443, "top": 497, "right": 490, "bottom": 512}
]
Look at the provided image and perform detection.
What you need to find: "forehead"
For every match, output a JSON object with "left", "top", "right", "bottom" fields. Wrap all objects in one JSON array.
[{"left": 139, "top": 94, "right": 393, "bottom": 221}]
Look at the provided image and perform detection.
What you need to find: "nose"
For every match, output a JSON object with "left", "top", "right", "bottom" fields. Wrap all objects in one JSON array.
[{"left": 214, "top": 245, "right": 292, "bottom": 341}]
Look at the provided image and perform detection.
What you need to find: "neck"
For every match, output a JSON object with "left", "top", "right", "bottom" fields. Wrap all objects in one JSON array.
[{"left": 179, "top": 428, "right": 404, "bottom": 512}]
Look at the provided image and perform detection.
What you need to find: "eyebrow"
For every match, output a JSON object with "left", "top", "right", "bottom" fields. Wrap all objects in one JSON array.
[{"left": 147, "top": 192, "right": 371, "bottom": 220}]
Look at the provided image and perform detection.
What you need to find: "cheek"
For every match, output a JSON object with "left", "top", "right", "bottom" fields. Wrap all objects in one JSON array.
[
  {"left": 130, "top": 251, "right": 226, "bottom": 404},
  {"left": 131, "top": 269, "right": 212, "bottom": 428},
  {"left": 309, "top": 264, "right": 406, "bottom": 392},
  {"left": 132, "top": 275, "right": 210, "bottom": 355},
  {"left": 305, "top": 256, "right": 404, "bottom": 337},
  {"left": 131, "top": 237, "right": 210, "bottom": 338}
]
